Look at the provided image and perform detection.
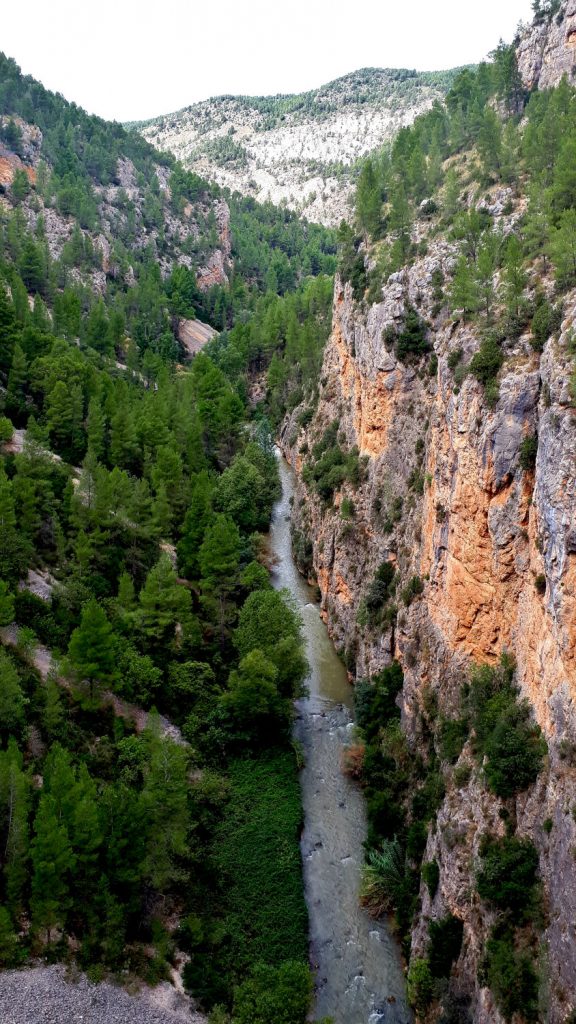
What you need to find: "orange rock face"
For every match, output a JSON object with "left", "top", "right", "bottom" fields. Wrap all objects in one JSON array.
[{"left": 0, "top": 154, "right": 36, "bottom": 187}]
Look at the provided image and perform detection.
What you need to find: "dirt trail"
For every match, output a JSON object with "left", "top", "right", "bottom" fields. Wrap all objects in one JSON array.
[{"left": 0, "top": 624, "right": 185, "bottom": 744}]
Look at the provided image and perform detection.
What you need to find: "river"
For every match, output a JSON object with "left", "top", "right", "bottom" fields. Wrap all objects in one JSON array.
[{"left": 269, "top": 454, "right": 411, "bottom": 1024}]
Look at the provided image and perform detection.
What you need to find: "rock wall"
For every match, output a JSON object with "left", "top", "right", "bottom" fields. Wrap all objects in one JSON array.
[
  {"left": 517, "top": 1, "right": 576, "bottom": 90},
  {"left": 281, "top": 256, "right": 576, "bottom": 1020}
]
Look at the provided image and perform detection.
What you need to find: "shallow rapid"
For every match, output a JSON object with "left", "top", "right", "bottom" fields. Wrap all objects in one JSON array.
[{"left": 269, "top": 454, "right": 411, "bottom": 1024}]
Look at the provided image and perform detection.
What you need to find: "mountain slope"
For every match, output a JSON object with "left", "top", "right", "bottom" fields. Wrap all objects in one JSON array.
[
  {"left": 134, "top": 67, "right": 467, "bottom": 226},
  {"left": 0, "top": 51, "right": 336, "bottom": 1018}
]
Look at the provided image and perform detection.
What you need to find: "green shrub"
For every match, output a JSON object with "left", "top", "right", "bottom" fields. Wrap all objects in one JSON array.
[
  {"left": 360, "top": 838, "right": 405, "bottom": 916},
  {"left": 396, "top": 306, "right": 431, "bottom": 362},
  {"left": 477, "top": 835, "right": 539, "bottom": 917},
  {"left": 447, "top": 347, "right": 463, "bottom": 371},
  {"left": 439, "top": 716, "right": 469, "bottom": 763},
  {"left": 209, "top": 754, "right": 308, "bottom": 978},
  {"left": 364, "top": 561, "right": 396, "bottom": 621},
  {"left": 402, "top": 576, "right": 424, "bottom": 606},
  {"left": 481, "top": 927, "right": 539, "bottom": 1022},
  {"left": 428, "top": 914, "right": 464, "bottom": 978},
  {"left": 483, "top": 701, "right": 547, "bottom": 798},
  {"left": 422, "top": 859, "right": 440, "bottom": 899},
  {"left": 469, "top": 336, "right": 503, "bottom": 388},
  {"left": 407, "top": 958, "right": 434, "bottom": 1014},
  {"left": 355, "top": 662, "right": 403, "bottom": 738},
  {"left": 231, "top": 960, "right": 312, "bottom": 1024},
  {"left": 466, "top": 657, "right": 547, "bottom": 798},
  {"left": 519, "top": 434, "right": 538, "bottom": 471}
]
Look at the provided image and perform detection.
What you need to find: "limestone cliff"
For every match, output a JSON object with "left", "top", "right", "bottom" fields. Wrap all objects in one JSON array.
[
  {"left": 281, "top": 235, "right": 576, "bottom": 1020},
  {"left": 517, "top": 1, "right": 576, "bottom": 90}
]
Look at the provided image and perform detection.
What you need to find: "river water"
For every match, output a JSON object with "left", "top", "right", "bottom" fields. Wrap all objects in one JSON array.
[{"left": 269, "top": 454, "right": 411, "bottom": 1024}]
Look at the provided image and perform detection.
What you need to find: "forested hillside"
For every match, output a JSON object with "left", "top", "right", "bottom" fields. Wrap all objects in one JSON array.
[{"left": 0, "top": 51, "right": 337, "bottom": 1022}]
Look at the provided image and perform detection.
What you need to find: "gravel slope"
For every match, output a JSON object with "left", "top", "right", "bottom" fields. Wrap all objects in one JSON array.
[{"left": 0, "top": 965, "right": 205, "bottom": 1024}]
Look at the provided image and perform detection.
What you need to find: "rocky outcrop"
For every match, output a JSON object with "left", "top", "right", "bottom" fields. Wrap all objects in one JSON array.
[
  {"left": 517, "top": 1, "right": 576, "bottom": 90},
  {"left": 282, "top": 245, "right": 576, "bottom": 1019}
]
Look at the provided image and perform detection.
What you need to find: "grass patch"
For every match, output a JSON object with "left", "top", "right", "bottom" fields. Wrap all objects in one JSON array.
[{"left": 214, "top": 752, "right": 308, "bottom": 971}]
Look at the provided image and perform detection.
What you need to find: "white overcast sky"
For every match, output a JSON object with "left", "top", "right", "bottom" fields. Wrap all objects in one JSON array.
[{"left": 3, "top": 0, "right": 534, "bottom": 122}]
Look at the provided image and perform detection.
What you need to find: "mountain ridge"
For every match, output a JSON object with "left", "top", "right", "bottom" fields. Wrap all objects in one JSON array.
[{"left": 134, "top": 66, "right": 470, "bottom": 226}]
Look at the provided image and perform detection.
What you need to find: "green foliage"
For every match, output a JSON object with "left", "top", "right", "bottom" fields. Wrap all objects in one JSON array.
[
  {"left": 469, "top": 336, "right": 503, "bottom": 389},
  {"left": 407, "top": 958, "right": 434, "bottom": 1014},
  {"left": 422, "top": 859, "right": 440, "bottom": 899},
  {"left": 466, "top": 657, "right": 547, "bottom": 798},
  {"left": 231, "top": 960, "right": 312, "bottom": 1024},
  {"left": 395, "top": 306, "right": 431, "bottom": 361},
  {"left": 477, "top": 835, "right": 539, "bottom": 918},
  {"left": 481, "top": 926, "right": 539, "bottom": 1022},
  {"left": 438, "top": 716, "right": 469, "bottom": 764},
  {"left": 68, "top": 599, "right": 117, "bottom": 701},
  {"left": 428, "top": 915, "right": 464, "bottom": 978},
  {"left": 198, "top": 754, "right": 308, "bottom": 997},
  {"left": 519, "top": 434, "right": 538, "bottom": 472},
  {"left": 360, "top": 838, "right": 405, "bottom": 916},
  {"left": 364, "top": 561, "right": 396, "bottom": 623}
]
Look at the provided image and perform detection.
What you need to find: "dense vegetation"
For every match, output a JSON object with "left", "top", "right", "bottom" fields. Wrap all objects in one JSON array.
[
  {"left": 346, "top": 651, "right": 547, "bottom": 1020},
  {"left": 0, "top": 51, "right": 340, "bottom": 1023}
]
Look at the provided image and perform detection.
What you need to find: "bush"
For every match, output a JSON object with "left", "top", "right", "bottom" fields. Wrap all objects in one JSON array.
[
  {"left": 355, "top": 662, "right": 403, "bottom": 738},
  {"left": 439, "top": 716, "right": 469, "bottom": 763},
  {"left": 198, "top": 753, "right": 308, "bottom": 999},
  {"left": 447, "top": 347, "right": 463, "bottom": 371},
  {"left": 401, "top": 576, "right": 425, "bottom": 607},
  {"left": 466, "top": 657, "right": 547, "bottom": 798},
  {"left": 407, "top": 958, "right": 434, "bottom": 1014},
  {"left": 422, "top": 859, "right": 440, "bottom": 899},
  {"left": 428, "top": 914, "right": 464, "bottom": 978},
  {"left": 364, "top": 561, "right": 396, "bottom": 620},
  {"left": 396, "top": 306, "right": 431, "bottom": 362},
  {"left": 476, "top": 835, "right": 539, "bottom": 917},
  {"left": 481, "top": 927, "right": 539, "bottom": 1022},
  {"left": 483, "top": 702, "right": 547, "bottom": 798},
  {"left": 469, "top": 336, "right": 503, "bottom": 388},
  {"left": 231, "top": 960, "right": 312, "bottom": 1024},
  {"left": 360, "top": 838, "right": 405, "bottom": 916},
  {"left": 519, "top": 434, "right": 538, "bottom": 472}
]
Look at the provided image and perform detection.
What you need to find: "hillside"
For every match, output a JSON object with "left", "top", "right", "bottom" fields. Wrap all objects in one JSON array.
[
  {"left": 0, "top": 50, "right": 335, "bottom": 1022},
  {"left": 134, "top": 67, "right": 466, "bottom": 227}
]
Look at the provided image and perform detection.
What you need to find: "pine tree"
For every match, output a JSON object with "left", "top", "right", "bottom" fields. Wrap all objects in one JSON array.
[
  {"left": 356, "top": 159, "right": 382, "bottom": 238},
  {"left": 86, "top": 397, "right": 106, "bottom": 460},
  {"left": 0, "top": 582, "right": 15, "bottom": 627},
  {"left": 177, "top": 472, "right": 213, "bottom": 578},
  {"left": 0, "top": 650, "right": 27, "bottom": 737},
  {"left": 0, "top": 740, "right": 31, "bottom": 915},
  {"left": 199, "top": 514, "right": 241, "bottom": 641},
  {"left": 138, "top": 554, "right": 194, "bottom": 651},
  {"left": 141, "top": 729, "right": 190, "bottom": 891},
  {"left": 30, "top": 793, "right": 76, "bottom": 942},
  {"left": 6, "top": 344, "right": 27, "bottom": 420},
  {"left": 68, "top": 599, "right": 117, "bottom": 701},
  {"left": 449, "top": 254, "right": 481, "bottom": 320},
  {"left": 0, "top": 468, "right": 26, "bottom": 583},
  {"left": 549, "top": 208, "right": 576, "bottom": 288}
]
